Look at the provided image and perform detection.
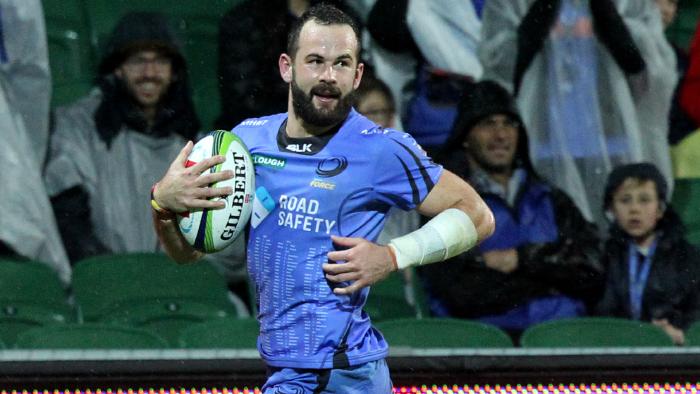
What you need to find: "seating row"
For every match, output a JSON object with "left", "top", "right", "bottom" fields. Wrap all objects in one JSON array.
[
  {"left": 5, "top": 253, "right": 700, "bottom": 350},
  {"left": 8, "top": 318, "right": 259, "bottom": 349},
  {"left": 0, "top": 253, "right": 244, "bottom": 346},
  {"left": 5, "top": 316, "right": 700, "bottom": 350}
]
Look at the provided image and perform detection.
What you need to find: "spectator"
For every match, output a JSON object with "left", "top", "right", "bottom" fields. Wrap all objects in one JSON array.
[
  {"left": 355, "top": 0, "right": 421, "bottom": 133},
  {"left": 680, "top": 19, "right": 700, "bottom": 126},
  {"left": 215, "top": 0, "right": 357, "bottom": 130},
  {"left": 419, "top": 81, "right": 604, "bottom": 338},
  {"left": 44, "top": 12, "right": 200, "bottom": 263},
  {"left": 354, "top": 74, "right": 396, "bottom": 128},
  {"left": 479, "top": 0, "right": 677, "bottom": 229},
  {"left": 0, "top": 0, "right": 70, "bottom": 284},
  {"left": 399, "top": 0, "right": 484, "bottom": 152},
  {"left": 655, "top": 0, "right": 679, "bottom": 28},
  {"left": 656, "top": 0, "right": 697, "bottom": 145},
  {"left": 596, "top": 163, "right": 700, "bottom": 345},
  {"left": 406, "top": 0, "right": 483, "bottom": 79}
]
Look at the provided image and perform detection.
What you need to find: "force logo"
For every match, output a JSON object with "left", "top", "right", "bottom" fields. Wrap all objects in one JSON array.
[{"left": 310, "top": 179, "right": 335, "bottom": 190}]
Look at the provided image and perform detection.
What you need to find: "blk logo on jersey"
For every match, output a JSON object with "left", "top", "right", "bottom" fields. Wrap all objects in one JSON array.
[
  {"left": 316, "top": 156, "right": 348, "bottom": 178},
  {"left": 286, "top": 143, "right": 313, "bottom": 153}
]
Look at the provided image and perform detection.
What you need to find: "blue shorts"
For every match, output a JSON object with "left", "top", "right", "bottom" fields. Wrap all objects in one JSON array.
[{"left": 262, "top": 359, "right": 393, "bottom": 393}]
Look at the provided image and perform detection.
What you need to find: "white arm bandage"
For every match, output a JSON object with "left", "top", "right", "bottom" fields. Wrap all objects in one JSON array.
[{"left": 388, "top": 208, "right": 478, "bottom": 270}]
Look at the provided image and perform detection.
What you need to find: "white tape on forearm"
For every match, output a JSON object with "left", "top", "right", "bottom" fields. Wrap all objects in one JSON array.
[{"left": 388, "top": 208, "right": 478, "bottom": 270}]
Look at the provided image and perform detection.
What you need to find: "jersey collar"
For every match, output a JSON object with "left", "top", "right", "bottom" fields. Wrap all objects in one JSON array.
[{"left": 277, "top": 117, "right": 344, "bottom": 155}]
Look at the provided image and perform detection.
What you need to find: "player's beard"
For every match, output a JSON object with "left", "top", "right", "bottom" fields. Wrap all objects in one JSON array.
[{"left": 291, "top": 79, "right": 356, "bottom": 128}]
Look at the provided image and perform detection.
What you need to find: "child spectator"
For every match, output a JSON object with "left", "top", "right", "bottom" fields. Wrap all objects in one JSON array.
[{"left": 597, "top": 163, "right": 700, "bottom": 345}]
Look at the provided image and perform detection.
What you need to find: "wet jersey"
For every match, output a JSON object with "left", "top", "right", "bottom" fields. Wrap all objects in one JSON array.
[{"left": 232, "top": 109, "right": 442, "bottom": 369}]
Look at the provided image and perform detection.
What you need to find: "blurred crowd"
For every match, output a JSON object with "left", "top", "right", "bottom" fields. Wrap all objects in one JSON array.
[{"left": 2, "top": 0, "right": 700, "bottom": 345}]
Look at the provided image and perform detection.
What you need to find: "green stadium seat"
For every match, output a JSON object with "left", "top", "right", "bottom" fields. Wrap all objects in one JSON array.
[
  {"left": 0, "top": 258, "right": 71, "bottom": 311},
  {"left": 82, "top": 0, "right": 242, "bottom": 129},
  {"left": 72, "top": 253, "right": 238, "bottom": 322},
  {"left": 51, "top": 79, "right": 94, "bottom": 107},
  {"left": 671, "top": 178, "right": 700, "bottom": 247},
  {"left": 375, "top": 318, "right": 513, "bottom": 348},
  {"left": 666, "top": 0, "right": 700, "bottom": 50},
  {"left": 15, "top": 323, "right": 168, "bottom": 349},
  {"left": 83, "top": 0, "right": 240, "bottom": 56},
  {"left": 520, "top": 317, "right": 674, "bottom": 348},
  {"left": 0, "top": 303, "right": 70, "bottom": 347},
  {"left": 192, "top": 79, "right": 222, "bottom": 130},
  {"left": 102, "top": 299, "right": 232, "bottom": 346},
  {"left": 42, "top": 0, "right": 96, "bottom": 106},
  {"left": 178, "top": 317, "right": 259, "bottom": 349},
  {"left": 364, "top": 272, "right": 419, "bottom": 322},
  {"left": 0, "top": 258, "right": 74, "bottom": 346},
  {"left": 683, "top": 321, "right": 700, "bottom": 346}
]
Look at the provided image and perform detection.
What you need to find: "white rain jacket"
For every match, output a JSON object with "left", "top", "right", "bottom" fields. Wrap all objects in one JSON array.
[
  {"left": 406, "top": 0, "right": 483, "bottom": 79},
  {"left": 0, "top": 0, "right": 70, "bottom": 283},
  {"left": 44, "top": 90, "right": 189, "bottom": 254},
  {"left": 44, "top": 90, "right": 247, "bottom": 284}
]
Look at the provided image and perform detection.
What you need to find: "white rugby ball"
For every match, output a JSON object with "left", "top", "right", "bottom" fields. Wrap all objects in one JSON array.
[{"left": 177, "top": 130, "right": 255, "bottom": 253}]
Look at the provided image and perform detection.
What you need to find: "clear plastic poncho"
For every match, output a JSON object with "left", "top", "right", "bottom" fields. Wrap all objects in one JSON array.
[
  {"left": 479, "top": 0, "right": 676, "bottom": 228},
  {"left": 0, "top": 0, "right": 70, "bottom": 283}
]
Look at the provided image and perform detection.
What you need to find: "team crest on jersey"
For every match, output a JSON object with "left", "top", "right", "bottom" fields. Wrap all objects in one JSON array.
[
  {"left": 253, "top": 154, "right": 286, "bottom": 170},
  {"left": 316, "top": 157, "right": 347, "bottom": 178}
]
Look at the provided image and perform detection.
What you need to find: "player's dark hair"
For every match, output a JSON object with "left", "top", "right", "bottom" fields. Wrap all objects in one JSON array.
[{"left": 287, "top": 3, "right": 362, "bottom": 59}]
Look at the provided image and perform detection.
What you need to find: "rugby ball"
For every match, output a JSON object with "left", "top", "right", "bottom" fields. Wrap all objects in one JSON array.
[{"left": 177, "top": 130, "right": 255, "bottom": 253}]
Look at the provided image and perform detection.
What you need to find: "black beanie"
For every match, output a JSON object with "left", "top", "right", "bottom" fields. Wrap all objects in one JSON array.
[
  {"left": 446, "top": 80, "right": 522, "bottom": 148},
  {"left": 439, "top": 80, "right": 535, "bottom": 175},
  {"left": 603, "top": 162, "right": 668, "bottom": 209},
  {"left": 98, "top": 12, "right": 185, "bottom": 76}
]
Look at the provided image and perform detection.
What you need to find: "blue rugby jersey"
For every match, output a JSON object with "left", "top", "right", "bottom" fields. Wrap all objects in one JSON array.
[{"left": 232, "top": 109, "right": 442, "bottom": 369}]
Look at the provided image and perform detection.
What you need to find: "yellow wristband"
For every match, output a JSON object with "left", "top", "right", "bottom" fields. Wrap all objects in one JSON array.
[
  {"left": 150, "top": 198, "right": 168, "bottom": 213},
  {"left": 151, "top": 183, "right": 176, "bottom": 219}
]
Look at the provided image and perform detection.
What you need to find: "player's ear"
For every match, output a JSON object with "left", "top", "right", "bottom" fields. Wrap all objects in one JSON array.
[
  {"left": 353, "top": 62, "right": 364, "bottom": 90},
  {"left": 279, "top": 54, "right": 293, "bottom": 83}
]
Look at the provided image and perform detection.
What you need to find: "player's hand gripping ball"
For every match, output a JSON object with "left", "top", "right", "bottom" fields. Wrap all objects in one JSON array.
[{"left": 177, "top": 130, "right": 255, "bottom": 252}]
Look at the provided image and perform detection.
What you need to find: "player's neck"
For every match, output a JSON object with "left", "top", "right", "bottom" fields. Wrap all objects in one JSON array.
[{"left": 286, "top": 109, "right": 340, "bottom": 138}]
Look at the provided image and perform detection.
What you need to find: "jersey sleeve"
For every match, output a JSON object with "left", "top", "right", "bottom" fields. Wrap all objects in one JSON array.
[{"left": 373, "top": 131, "right": 443, "bottom": 210}]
